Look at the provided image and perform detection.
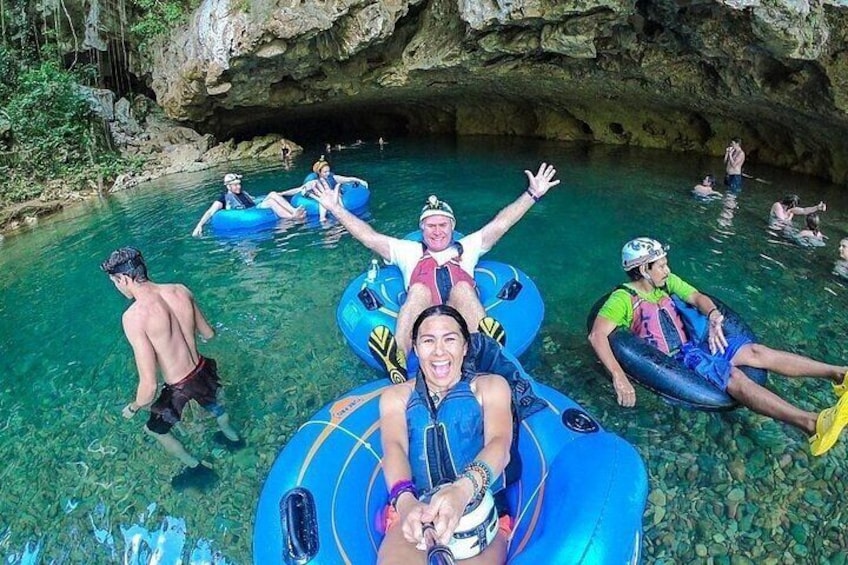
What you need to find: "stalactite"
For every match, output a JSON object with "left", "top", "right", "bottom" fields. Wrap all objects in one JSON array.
[
  {"left": 95, "top": 47, "right": 101, "bottom": 88},
  {"left": 110, "top": 39, "right": 119, "bottom": 93},
  {"left": 118, "top": 0, "right": 131, "bottom": 95}
]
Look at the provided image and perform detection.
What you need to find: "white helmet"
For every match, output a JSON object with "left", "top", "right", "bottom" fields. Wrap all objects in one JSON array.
[
  {"left": 621, "top": 237, "right": 667, "bottom": 270},
  {"left": 223, "top": 172, "right": 242, "bottom": 186},
  {"left": 446, "top": 490, "right": 498, "bottom": 559}
]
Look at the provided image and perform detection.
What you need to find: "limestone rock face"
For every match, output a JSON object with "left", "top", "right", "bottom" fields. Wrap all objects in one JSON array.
[{"left": 142, "top": 0, "right": 848, "bottom": 182}]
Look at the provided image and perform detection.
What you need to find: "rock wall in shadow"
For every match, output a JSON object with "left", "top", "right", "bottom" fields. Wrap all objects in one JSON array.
[{"left": 138, "top": 0, "right": 848, "bottom": 182}]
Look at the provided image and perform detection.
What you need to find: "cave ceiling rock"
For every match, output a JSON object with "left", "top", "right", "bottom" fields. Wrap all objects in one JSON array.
[
  {"left": 461, "top": 0, "right": 630, "bottom": 59},
  {"left": 745, "top": 0, "right": 830, "bottom": 60},
  {"left": 149, "top": 0, "right": 422, "bottom": 121}
]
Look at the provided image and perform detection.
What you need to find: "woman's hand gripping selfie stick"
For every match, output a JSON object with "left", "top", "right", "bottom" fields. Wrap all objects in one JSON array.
[{"left": 423, "top": 522, "right": 456, "bottom": 565}]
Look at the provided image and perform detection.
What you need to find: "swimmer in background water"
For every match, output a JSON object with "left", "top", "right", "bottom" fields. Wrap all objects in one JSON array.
[
  {"left": 300, "top": 156, "right": 369, "bottom": 222},
  {"left": 723, "top": 138, "right": 745, "bottom": 194},
  {"left": 768, "top": 194, "right": 826, "bottom": 232},
  {"left": 280, "top": 142, "right": 293, "bottom": 171},
  {"left": 796, "top": 213, "right": 826, "bottom": 242},
  {"left": 834, "top": 238, "right": 848, "bottom": 279},
  {"left": 692, "top": 174, "right": 722, "bottom": 199}
]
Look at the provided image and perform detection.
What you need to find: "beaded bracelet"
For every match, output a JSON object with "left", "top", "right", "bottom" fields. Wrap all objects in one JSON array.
[
  {"left": 463, "top": 462, "right": 490, "bottom": 495},
  {"left": 388, "top": 479, "right": 418, "bottom": 510},
  {"left": 458, "top": 469, "right": 480, "bottom": 498},
  {"left": 525, "top": 189, "right": 541, "bottom": 202},
  {"left": 470, "top": 459, "right": 494, "bottom": 488}
]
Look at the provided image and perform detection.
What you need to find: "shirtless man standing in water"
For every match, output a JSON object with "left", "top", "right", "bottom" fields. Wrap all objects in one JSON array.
[
  {"left": 724, "top": 137, "right": 745, "bottom": 194},
  {"left": 101, "top": 247, "right": 243, "bottom": 490}
]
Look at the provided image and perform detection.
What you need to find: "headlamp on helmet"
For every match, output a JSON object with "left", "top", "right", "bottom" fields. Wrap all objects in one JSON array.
[{"left": 419, "top": 195, "right": 456, "bottom": 226}]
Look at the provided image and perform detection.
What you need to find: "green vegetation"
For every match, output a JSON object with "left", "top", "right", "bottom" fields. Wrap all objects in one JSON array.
[
  {"left": 0, "top": 48, "right": 124, "bottom": 206},
  {"left": 0, "top": 0, "right": 201, "bottom": 210},
  {"left": 129, "top": 0, "right": 202, "bottom": 52}
]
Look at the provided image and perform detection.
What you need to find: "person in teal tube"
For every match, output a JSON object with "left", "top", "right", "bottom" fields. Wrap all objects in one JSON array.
[
  {"left": 191, "top": 172, "right": 304, "bottom": 236},
  {"left": 300, "top": 156, "right": 369, "bottom": 222},
  {"left": 588, "top": 237, "right": 848, "bottom": 456}
]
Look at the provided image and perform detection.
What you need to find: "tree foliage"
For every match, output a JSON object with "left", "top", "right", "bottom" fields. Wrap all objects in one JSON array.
[
  {"left": 129, "top": 0, "right": 201, "bottom": 51},
  {"left": 0, "top": 49, "right": 122, "bottom": 205},
  {"left": 0, "top": 0, "right": 203, "bottom": 207}
]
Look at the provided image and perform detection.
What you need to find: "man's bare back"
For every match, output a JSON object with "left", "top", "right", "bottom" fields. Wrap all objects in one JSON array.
[
  {"left": 102, "top": 247, "right": 240, "bottom": 489},
  {"left": 123, "top": 282, "right": 213, "bottom": 385}
]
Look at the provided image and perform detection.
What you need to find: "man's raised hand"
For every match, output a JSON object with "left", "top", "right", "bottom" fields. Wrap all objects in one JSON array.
[{"left": 525, "top": 163, "right": 560, "bottom": 198}]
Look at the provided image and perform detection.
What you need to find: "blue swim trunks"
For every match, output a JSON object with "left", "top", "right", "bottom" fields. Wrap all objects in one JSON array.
[
  {"left": 725, "top": 174, "right": 743, "bottom": 194},
  {"left": 674, "top": 335, "right": 753, "bottom": 391}
]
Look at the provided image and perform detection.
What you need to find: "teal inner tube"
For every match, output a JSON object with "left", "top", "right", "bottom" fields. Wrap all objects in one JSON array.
[
  {"left": 291, "top": 181, "right": 370, "bottom": 217},
  {"left": 253, "top": 349, "right": 648, "bottom": 564},
  {"left": 337, "top": 231, "right": 544, "bottom": 375},
  {"left": 209, "top": 197, "right": 279, "bottom": 233}
]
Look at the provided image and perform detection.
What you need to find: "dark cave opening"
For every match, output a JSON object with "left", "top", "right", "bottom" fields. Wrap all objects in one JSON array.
[{"left": 201, "top": 101, "right": 451, "bottom": 146}]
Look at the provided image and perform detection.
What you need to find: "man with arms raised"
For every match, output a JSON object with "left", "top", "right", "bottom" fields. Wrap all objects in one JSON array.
[
  {"left": 310, "top": 163, "right": 559, "bottom": 382},
  {"left": 101, "top": 247, "right": 243, "bottom": 489}
]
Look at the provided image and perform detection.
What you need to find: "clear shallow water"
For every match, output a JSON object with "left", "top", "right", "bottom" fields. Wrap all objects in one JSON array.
[{"left": 2, "top": 137, "right": 848, "bottom": 563}]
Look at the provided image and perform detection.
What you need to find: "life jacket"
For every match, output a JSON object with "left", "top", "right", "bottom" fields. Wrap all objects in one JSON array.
[
  {"left": 409, "top": 242, "right": 475, "bottom": 304},
  {"left": 223, "top": 191, "right": 255, "bottom": 210},
  {"left": 303, "top": 172, "right": 338, "bottom": 191},
  {"left": 406, "top": 375, "right": 503, "bottom": 494},
  {"left": 618, "top": 284, "right": 688, "bottom": 355}
]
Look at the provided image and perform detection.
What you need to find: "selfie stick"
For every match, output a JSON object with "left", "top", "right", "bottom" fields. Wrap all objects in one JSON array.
[{"left": 423, "top": 522, "right": 456, "bottom": 565}]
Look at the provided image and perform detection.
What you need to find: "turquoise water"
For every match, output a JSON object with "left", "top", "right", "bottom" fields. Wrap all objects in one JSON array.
[{"left": 2, "top": 136, "right": 848, "bottom": 562}]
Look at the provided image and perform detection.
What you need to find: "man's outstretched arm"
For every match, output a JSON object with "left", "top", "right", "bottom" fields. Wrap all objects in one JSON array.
[
  {"left": 309, "top": 184, "right": 396, "bottom": 259},
  {"left": 478, "top": 163, "right": 560, "bottom": 250}
]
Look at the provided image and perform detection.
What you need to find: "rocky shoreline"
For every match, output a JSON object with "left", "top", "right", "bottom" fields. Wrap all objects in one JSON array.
[{"left": 0, "top": 92, "right": 303, "bottom": 236}]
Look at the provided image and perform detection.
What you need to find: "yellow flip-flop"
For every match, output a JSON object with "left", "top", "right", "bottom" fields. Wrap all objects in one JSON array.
[
  {"left": 368, "top": 325, "right": 408, "bottom": 384},
  {"left": 832, "top": 370, "right": 848, "bottom": 398},
  {"left": 809, "top": 393, "right": 848, "bottom": 456},
  {"left": 478, "top": 317, "right": 507, "bottom": 347}
]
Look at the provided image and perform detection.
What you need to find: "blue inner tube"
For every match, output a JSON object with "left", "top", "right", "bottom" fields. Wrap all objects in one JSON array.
[
  {"left": 253, "top": 353, "right": 648, "bottom": 564},
  {"left": 586, "top": 292, "right": 767, "bottom": 411},
  {"left": 209, "top": 197, "right": 279, "bottom": 233},
  {"left": 291, "top": 175, "right": 370, "bottom": 217},
  {"left": 337, "top": 233, "right": 544, "bottom": 374}
]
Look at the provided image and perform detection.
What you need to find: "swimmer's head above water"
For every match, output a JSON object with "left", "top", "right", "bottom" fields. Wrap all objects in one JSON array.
[{"left": 781, "top": 194, "right": 800, "bottom": 209}]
